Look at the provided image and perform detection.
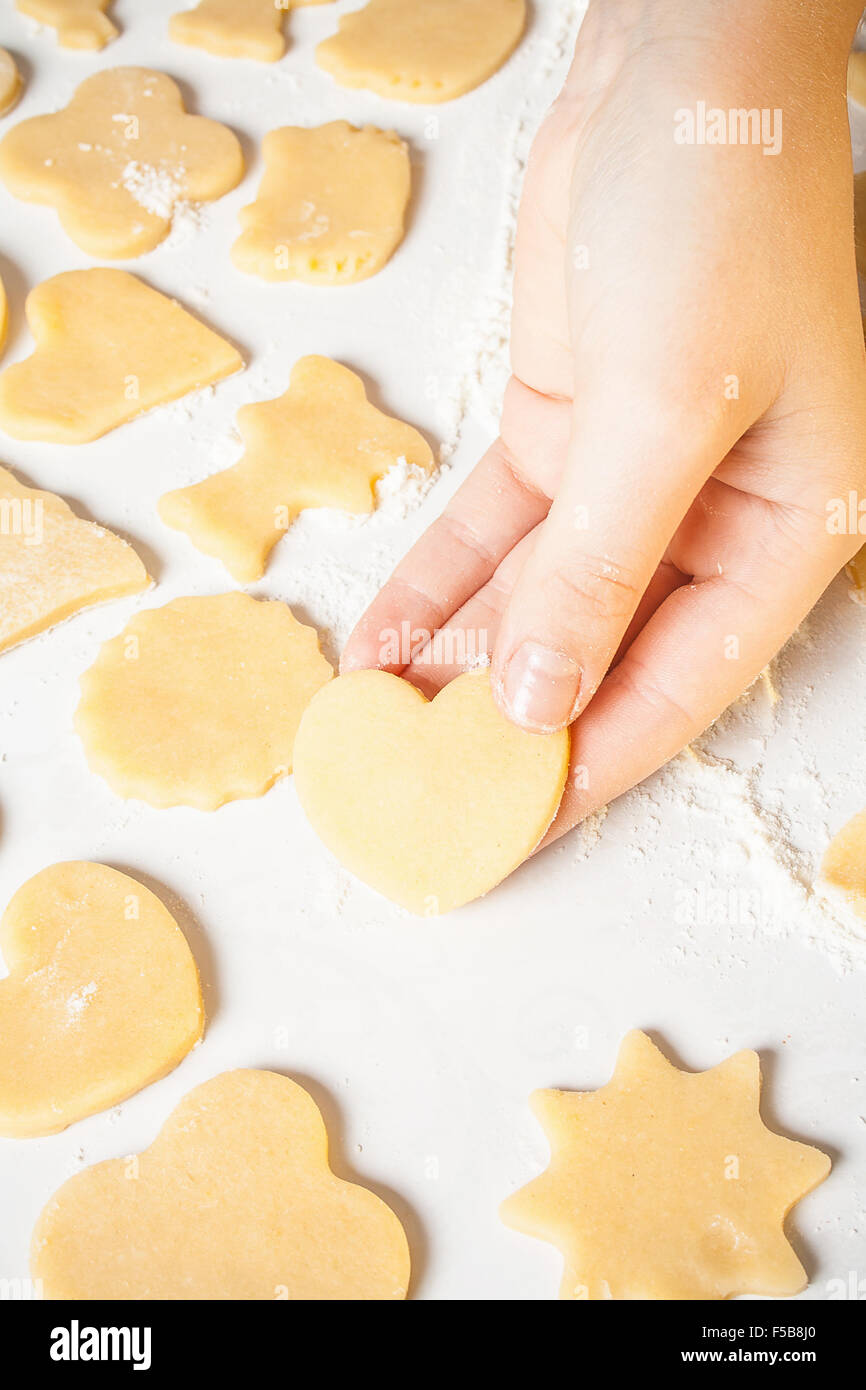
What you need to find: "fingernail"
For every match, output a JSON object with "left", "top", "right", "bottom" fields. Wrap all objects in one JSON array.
[{"left": 501, "top": 642, "right": 581, "bottom": 733}]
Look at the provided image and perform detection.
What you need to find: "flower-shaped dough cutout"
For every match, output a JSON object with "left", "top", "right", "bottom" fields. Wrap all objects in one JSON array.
[
  {"left": 293, "top": 669, "right": 570, "bottom": 915},
  {"left": 76, "top": 592, "right": 333, "bottom": 810},
  {"left": 501, "top": 1031, "right": 831, "bottom": 1300},
  {"left": 232, "top": 122, "right": 410, "bottom": 284},
  {"left": 0, "top": 269, "right": 243, "bottom": 444},
  {"left": 0, "top": 464, "right": 149, "bottom": 655},
  {"left": 159, "top": 356, "right": 432, "bottom": 582},
  {"left": 169, "top": 0, "right": 334, "bottom": 62},
  {"left": 0, "top": 49, "right": 22, "bottom": 118},
  {"left": 0, "top": 862, "right": 203, "bottom": 1138},
  {"left": 316, "top": 0, "right": 526, "bottom": 104},
  {"left": 32, "top": 1069, "right": 410, "bottom": 1299},
  {"left": 15, "top": 0, "right": 118, "bottom": 51},
  {"left": 0, "top": 67, "right": 244, "bottom": 258}
]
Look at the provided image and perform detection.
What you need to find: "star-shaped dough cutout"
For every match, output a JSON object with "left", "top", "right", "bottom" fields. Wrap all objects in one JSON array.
[
  {"left": 15, "top": 0, "right": 118, "bottom": 50},
  {"left": 232, "top": 121, "right": 410, "bottom": 284},
  {"left": 170, "top": 0, "right": 335, "bottom": 63},
  {"left": 0, "top": 269, "right": 243, "bottom": 444},
  {"left": 501, "top": 1031, "right": 831, "bottom": 1300},
  {"left": 0, "top": 67, "right": 243, "bottom": 258},
  {"left": 159, "top": 355, "right": 433, "bottom": 582},
  {"left": 0, "top": 464, "right": 149, "bottom": 655}
]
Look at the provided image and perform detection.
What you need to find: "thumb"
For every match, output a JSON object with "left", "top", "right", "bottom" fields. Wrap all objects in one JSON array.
[{"left": 490, "top": 396, "right": 732, "bottom": 732}]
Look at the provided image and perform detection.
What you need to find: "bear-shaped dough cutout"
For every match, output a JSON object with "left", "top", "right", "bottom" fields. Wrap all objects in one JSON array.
[
  {"left": 32, "top": 1069, "right": 410, "bottom": 1299},
  {"left": 76, "top": 592, "right": 333, "bottom": 810},
  {"left": 316, "top": 0, "right": 526, "bottom": 104},
  {"left": 15, "top": 0, "right": 118, "bottom": 51},
  {"left": 0, "top": 862, "right": 203, "bottom": 1138},
  {"left": 501, "top": 1031, "right": 831, "bottom": 1300},
  {"left": 0, "top": 49, "right": 22, "bottom": 118},
  {"left": 0, "top": 269, "right": 243, "bottom": 444},
  {"left": 232, "top": 122, "right": 410, "bottom": 284},
  {"left": 0, "top": 67, "right": 244, "bottom": 258},
  {"left": 292, "top": 668, "right": 570, "bottom": 915},
  {"left": 0, "top": 464, "right": 149, "bottom": 655},
  {"left": 159, "top": 356, "right": 432, "bottom": 582}
]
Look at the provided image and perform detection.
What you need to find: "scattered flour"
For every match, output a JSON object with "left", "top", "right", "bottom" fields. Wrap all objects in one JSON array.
[{"left": 122, "top": 160, "right": 206, "bottom": 247}]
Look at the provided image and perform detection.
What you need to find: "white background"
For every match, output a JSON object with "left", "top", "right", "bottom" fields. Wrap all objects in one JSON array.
[{"left": 0, "top": 0, "right": 864, "bottom": 1301}]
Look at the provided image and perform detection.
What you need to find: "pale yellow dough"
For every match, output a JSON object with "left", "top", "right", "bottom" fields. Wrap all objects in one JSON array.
[
  {"left": 0, "top": 67, "right": 243, "bottom": 259},
  {"left": 232, "top": 122, "right": 410, "bottom": 284},
  {"left": 0, "top": 862, "right": 202, "bottom": 1138},
  {"left": 820, "top": 808, "right": 866, "bottom": 916},
  {"left": 501, "top": 1031, "right": 831, "bottom": 1301},
  {"left": 76, "top": 592, "right": 333, "bottom": 810},
  {"left": 32, "top": 1069, "right": 409, "bottom": 1299},
  {"left": 160, "top": 356, "right": 432, "bottom": 583},
  {"left": 316, "top": 0, "right": 526, "bottom": 103},
  {"left": 0, "top": 464, "right": 149, "bottom": 655},
  {"left": 0, "top": 49, "right": 22, "bottom": 118},
  {"left": 0, "top": 273, "right": 7, "bottom": 355},
  {"left": 169, "top": 0, "right": 334, "bottom": 61},
  {"left": 0, "top": 269, "right": 243, "bottom": 444},
  {"left": 15, "top": 0, "right": 118, "bottom": 50},
  {"left": 293, "top": 669, "right": 570, "bottom": 915},
  {"left": 849, "top": 51, "right": 866, "bottom": 107},
  {"left": 855, "top": 172, "right": 866, "bottom": 279}
]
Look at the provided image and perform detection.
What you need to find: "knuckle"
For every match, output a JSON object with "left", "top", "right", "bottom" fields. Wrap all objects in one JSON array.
[{"left": 545, "top": 553, "right": 643, "bottom": 626}]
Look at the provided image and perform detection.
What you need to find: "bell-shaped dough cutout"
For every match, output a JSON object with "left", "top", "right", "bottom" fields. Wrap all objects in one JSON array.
[
  {"left": 33, "top": 1069, "right": 410, "bottom": 1299},
  {"left": 0, "top": 49, "right": 22, "bottom": 118},
  {"left": 293, "top": 669, "right": 570, "bottom": 914},
  {"left": 0, "top": 270, "right": 243, "bottom": 444},
  {"left": 232, "top": 122, "right": 410, "bottom": 284},
  {"left": 76, "top": 592, "right": 333, "bottom": 809},
  {"left": 0, "top": 862, "right": 203, "bottom": 1138},
  {"left": 0, "top": 464, "right": 149, "bottom": 655},
  {"left": 0, "top": 67, "right": 244, "bottom": 258},
  {"left": 170, "top": 0, "right": 287, "bottom": 62},
  {"left": 316, "top": 0, "right": 526, "bottom": 104},
  {"left": 15, "top": 0, "right": 118, "bottom": 51},
  {"left": 159, "top": 356, "right": 432, "bottom": 582}
]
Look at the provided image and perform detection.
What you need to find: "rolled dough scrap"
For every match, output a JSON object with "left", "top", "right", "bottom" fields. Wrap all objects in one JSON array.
[
  {"left": 159, "top": 356, "right": 432, "bottom": 582},
  {"left": 32, "top": 1069, "right": 410, "bottom": 1299},
  {"left": 15, "top": 0, "right": 117, "bottom": 50},
  {"left": 501, "top": 1031, "right": 831, "bottom": 1301},
  {"left": 0, "top": 67, "right": 244, "bottom": 259},
  {"left": 856, "top": 172, "right": 866, "bottom": 279},
  {"left": 293, "top": 669, "right": 570, "bottom": 915},
  {"left": 316, "top": 0, "right": 526, "bottom": 104},
  {"left": 820, "top": 809, "right": 866, "bottom": 916},
  {"left": 232, "top": 122, "right": 410, "bottom": 284},
  {"left": 76, "top": 592, "right": 333, "bottom": 810},
  {"left": 0, "top": 269, "right": 243, "bottom": 444},
  {"left": 0, "top": 464, "right": 149, "bottom": 655},
  {"left": 0, "top": 49, "right": 22, "bottom": 118},
  {"left": 0, "top": 862, "right": 202, "bottom": 1138},
  {"left": 849, "top": 51, "right": 866, "bottom": 107}
]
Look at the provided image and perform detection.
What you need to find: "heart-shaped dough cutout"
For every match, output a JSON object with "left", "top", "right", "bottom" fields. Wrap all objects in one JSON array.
[
  {"left": 293, "top": 669, "right": 570, "bottom": 914},
  {"left": 0, "top": 862, "right": 203, "bottom": 1137},
  {"left": 32, "top": 1069, "right": 410, "bottom": 1300}
]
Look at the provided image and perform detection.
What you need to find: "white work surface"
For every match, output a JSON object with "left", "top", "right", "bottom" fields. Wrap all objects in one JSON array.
[{"left": 0, "top": 0, "right": 864, "bottom": 1302}]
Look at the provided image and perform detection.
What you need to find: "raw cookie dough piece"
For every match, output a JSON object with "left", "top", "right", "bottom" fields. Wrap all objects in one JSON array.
[
  {"left": 0, "top": 269, "right": 243, "bottom": 444},
  {"left": 293, "top": 669, "right": 570, "bottom": 915},
  {"left": 0, "top": 862, "right": 202, "bottom": 1138},
  {"left": 316, "top": 0, "right": 526, "bottom": 104},
  {"left": 0, "top": 49, "right": 22, "bottom": 118},
  {"left": 0, "top": 273, "right": 7, "bottom": 355},
  {"left": 32, "top": 1069, "right": 410, "bottom": 1299},
  {"left": 15, "top": 0, "right": 118, "bottom": 51},
  {"left": 0, "top": 464, "right": 148, "bottom": 655},
  {"left": 820, "top": 808, "right": 866, "bottom": 915},
  {"left": 849, "top": 51, "right": 866, "bottom": 106},
  {"left": 76, "top": 592, "right": 333, "bottom": 810},
  {"left": 159, "top": 356, "right": 432, "bottom": 582},
  {"left": 0, "top": 68, "right": 244, "bottom": 259},
  {"left": 232, "top": 122, "right": 410, "bottom": 284},
  {"left": 501, "top": 1031, "right": 831, "bottom": 1301},
  {"left": 169, "top": 0, "right": 335, "bottom": 60}
]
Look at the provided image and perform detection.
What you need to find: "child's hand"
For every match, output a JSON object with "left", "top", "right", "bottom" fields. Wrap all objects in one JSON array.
[{"left": 343, "top": 0, "right": 866, "bottom": 844}]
